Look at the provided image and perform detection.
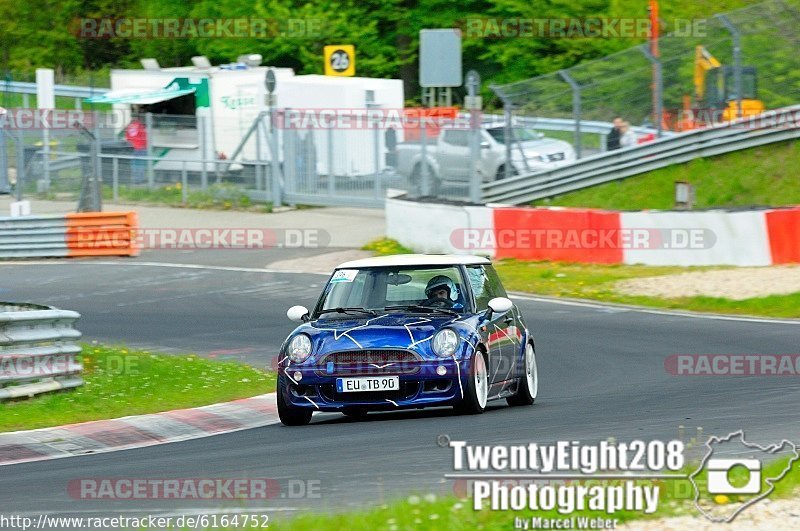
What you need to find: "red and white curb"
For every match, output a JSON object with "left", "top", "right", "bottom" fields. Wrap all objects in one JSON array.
[{"left": 0, "top": 393, "right": 278, "bottom": 467}]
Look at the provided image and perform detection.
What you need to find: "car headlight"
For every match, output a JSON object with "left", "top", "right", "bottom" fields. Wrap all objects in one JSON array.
[
  {"left": 432, "top": 329, "right": 459, "bottom": 358},
  {"left": 288, "top": 334, "right": 312, "bottom": 363}
]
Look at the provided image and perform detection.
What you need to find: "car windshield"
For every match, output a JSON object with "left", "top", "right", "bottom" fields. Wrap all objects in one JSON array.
[
  {"left": 315, "top": 265, "right": 467, "bottom": 316},
  {"left": 486, "top": 127, "right": 542, "bottom": 144}
]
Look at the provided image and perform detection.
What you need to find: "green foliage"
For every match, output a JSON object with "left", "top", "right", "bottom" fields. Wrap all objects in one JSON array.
[{"left": 0, "top": 0, "right": 785, "bottom": 104}]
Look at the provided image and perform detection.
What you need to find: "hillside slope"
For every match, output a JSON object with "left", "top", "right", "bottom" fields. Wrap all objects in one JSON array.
[{"left": 537, "top": 140, "right": 800, "bottom": 210}]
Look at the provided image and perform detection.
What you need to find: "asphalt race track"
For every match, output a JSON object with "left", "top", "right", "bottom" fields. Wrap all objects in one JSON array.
[{"left": 1, "top": 261, "right": 799, "bottom": 520}]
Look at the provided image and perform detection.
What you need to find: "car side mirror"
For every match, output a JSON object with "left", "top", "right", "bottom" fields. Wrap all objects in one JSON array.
[
  {"left": 484, "top": 297, "right": 513, "bottom": 320},
  {"left": 287, "top": 305, "right": 310, "bottom": 323},
  {"left": 480, "top": 141, "right": 491, "bottom": 149}
]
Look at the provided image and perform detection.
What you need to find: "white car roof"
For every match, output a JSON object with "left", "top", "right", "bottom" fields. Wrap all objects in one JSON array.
[{"left": 336, "top": 254, "right": 491, "bottom": 269}]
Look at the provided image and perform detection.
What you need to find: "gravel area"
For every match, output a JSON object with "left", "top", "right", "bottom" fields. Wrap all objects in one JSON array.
[
  {"left": 615, "top": 266, "right": 800, "bottom": 301},
  {"left": 623, "top": 495, "right": 800, "bottom": 530}
]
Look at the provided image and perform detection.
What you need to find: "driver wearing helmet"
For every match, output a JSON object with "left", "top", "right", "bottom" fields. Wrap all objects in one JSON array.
[{"left": 421, "top": 275, "right": 458, "bottom": 308}]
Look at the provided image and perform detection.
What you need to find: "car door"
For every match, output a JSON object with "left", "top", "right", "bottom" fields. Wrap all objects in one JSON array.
[
  {"left": 483, "top": 265, "right": 520, "bottom": 381},
  {"left": 465, "top": 265, "right": 517, "bottom": 383},
  {"left": 437, "top": 130, "right": 471, "bottom": 181}
]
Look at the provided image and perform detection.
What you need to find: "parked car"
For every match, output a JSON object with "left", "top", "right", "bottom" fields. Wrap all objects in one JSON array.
[
  {"left": 394, "top": 123, "right": 575, "bottom": 192},
  {"left": 277, "top": 254, "right": 538, "bottom": 426}
]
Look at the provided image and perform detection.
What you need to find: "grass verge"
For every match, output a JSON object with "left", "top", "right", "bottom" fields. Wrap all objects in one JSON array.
[
  {"left": 0, "top": 344, "right": 276, "bottom": 432},
  {"left": 196, "top": 456, "right": 800, "bottom": 530},
  {"left": 493, "top": 260, "right": 800, "bottom": 318},
  {"left": 104, "top": 183, "right": 273, "bottom": 212},
  {"left": 361, "top": 239, "right": 800, "bottom": 318},
  {"left": 536, "top": 140, "right": 800, "bottom": 210},
  {"left": 362, "top": 237, "right": 414, "bottom": 256}
]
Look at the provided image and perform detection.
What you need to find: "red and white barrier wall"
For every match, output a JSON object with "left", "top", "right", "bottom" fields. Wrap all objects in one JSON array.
[
  {"left": 386, "top": 199, "right": 493, "bottom": 254},
  {"left": 386, "top": 197, "right": 800, "bottom": 266}
]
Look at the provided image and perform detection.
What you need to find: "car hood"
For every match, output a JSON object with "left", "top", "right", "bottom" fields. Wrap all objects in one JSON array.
[
  {"left": 296, "top": 313, "right": 471, "bottom": 354},
  {"left": 513, "top": 138, "right": 571, "bottom": 155}
]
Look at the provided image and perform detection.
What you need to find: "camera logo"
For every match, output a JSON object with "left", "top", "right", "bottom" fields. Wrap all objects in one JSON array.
[
  {"left": 706, "top": 458, "right": 761, "bottom": 494},
  {"left": 689, "top": 430, "right": 799, "bottom": 523}
]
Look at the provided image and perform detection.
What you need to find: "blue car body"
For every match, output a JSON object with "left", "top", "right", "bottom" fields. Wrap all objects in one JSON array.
[{"left": 277, "top": 255, "right": 536, "bottom": 421}]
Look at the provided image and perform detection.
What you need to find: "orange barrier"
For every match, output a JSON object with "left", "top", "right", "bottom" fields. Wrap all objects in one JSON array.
[
  {"left": 492, "top": 207, "right": 624, "bottom": 264},
  {"left": 65, "top": 211, "right": 139, "bottom": 257},
  {"left": 765, "top": 207, "right": 800, "bottom": 264}
]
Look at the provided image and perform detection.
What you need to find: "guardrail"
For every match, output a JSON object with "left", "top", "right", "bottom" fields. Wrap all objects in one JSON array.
[
  {"left": 0, "top": 81, "right": 108, "bottom": 100},
  {"left": 0, "top": 211, "right": 139, "bottom": 258},
  {"left": 482, "top": 106, "right": 800, "bottom": 204},
  {"left": 0, "top": 302, "right": 83, "bottom": 400}
]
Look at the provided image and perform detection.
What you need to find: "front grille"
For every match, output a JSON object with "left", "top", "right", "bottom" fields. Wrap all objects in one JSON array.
[
  {"left": 319, "top": 381, "right": 420, "bottom": 403},
  {"left": 316, "top": 349, "right": 421, "bottom": 376}
]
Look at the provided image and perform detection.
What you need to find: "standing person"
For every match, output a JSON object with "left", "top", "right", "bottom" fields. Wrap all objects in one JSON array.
[
  {"left": 125, "top": 111, "right": 148, "bottom": 184},
  {"left": 606, "top": 117, "right": 624, "bottom": 151},
  {"left": 619, "top": 121, "right": 638, "bottom": 148}
]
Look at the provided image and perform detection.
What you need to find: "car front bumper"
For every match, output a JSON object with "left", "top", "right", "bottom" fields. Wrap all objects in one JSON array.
[{"left": 280, "top": 358, "right": 469, "bottom": 412}]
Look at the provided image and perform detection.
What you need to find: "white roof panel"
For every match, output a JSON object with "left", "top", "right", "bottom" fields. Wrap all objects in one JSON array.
[{"left": 336, "top": 254, "right": 490, "bottom": 269}]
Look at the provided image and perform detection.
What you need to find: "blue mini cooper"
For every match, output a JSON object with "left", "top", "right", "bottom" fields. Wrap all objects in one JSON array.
[{"left": 277, "top": 254, "right": 537, "bottom": 425}]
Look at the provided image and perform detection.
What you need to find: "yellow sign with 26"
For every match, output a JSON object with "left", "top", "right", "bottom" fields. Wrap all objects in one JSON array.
[{"left": 324, "top": 45, "right": 356, "bottom": 77}]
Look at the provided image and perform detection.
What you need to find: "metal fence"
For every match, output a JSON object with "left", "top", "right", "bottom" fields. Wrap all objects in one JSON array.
[
  {"left": 1, "top": 1, "right": 798, "bottom": 208},
  {"left": 0, "top": 303, "right": 83, "bottom": 400},
  {"left": 0, "top": 109, "right": 488, "bottom": 209},
  {"left": 483, "top": 105, "right": 800, "bottom": 204},
  {"left": 490, "top": 0, "right": 800, "bottom": 158}
]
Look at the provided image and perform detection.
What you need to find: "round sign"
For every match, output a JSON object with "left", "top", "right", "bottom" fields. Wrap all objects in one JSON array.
[
  {"left": 465, "top": 70, "right": 480, "bottom": 88},
  {"left": 329, "top": 49, "right": 351, "bottom": 73},
  {"left": 265, "top": 68, "right": 277, "bottom": 94}
]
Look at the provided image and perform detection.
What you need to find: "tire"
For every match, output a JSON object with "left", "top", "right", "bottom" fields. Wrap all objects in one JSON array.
[
  {"left": 277, "top": 378, "right": 313, "bottom": 426},
  {"left": 495, "top": 165, "right": 518, "bottom": 181},
  {"left": 455, "top": 350, "right": 489, "bottom": 414},
  {"left": 342, "top": 407, "right": 368, "bottom": 418},
  {"left": 410, "top": 163, "right": 440, "bottom": 196},
  {"left": 507, "top": 343, "right": 537, "bottom": 406}
]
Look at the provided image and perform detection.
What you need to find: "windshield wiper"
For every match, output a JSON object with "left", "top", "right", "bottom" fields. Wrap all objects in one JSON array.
[
  {"left": 384, "top": 305, "right": 459, "bottom": 316},
  {"left": 317, "top": 307, "right": 378, "bottom": 317}
]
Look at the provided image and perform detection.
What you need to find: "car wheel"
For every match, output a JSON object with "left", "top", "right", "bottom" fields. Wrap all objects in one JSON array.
[
  {"left": 456, "top": 350, "right": 489, "bottom": 414},
  {"left": 410, "top": 163, "right": 440, "bottom": 196},
  {"left": 277, "top": 378, "right": 313, "bottom": 426},
  {"left": 495, "top": 164, "right": 518, "bottom": 181},
  {"left": 507, "top": 343, "right": 537, "bottom": 406},
  {"left": 342, "top": 407, "right": 368, "bottom": 418}
]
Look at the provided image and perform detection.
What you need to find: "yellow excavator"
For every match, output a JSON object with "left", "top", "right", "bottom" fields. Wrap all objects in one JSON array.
[{"left": 689, "top": 45, "right": 764, "bottom": 125}]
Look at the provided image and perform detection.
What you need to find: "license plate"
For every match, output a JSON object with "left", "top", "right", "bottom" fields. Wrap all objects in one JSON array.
[{"left": 336, "top": 376, "right": 399, "bottom": 393}]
